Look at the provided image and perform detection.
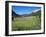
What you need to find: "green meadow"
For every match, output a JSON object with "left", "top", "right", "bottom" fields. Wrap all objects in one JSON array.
[{"left": 12, "top": 16, "right": 41, "bottom": 31}]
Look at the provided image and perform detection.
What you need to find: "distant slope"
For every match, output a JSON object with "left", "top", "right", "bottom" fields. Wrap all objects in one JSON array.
[
  {"left": 21, "top": 10, "right": 41, "bottom": 17},
  {"left": 12, "top": 10, "right": 22, "bottom": 17},
  {"left": 12, "top": 10, "right": 41, "bottom": 17},
  {"left": 32, "top": 10, "right": 41, "bottom": 18}
]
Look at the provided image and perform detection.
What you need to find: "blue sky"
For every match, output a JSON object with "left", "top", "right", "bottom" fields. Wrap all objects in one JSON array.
[{"left": 12, "top": 6, "right": 41, "bottom": 15}]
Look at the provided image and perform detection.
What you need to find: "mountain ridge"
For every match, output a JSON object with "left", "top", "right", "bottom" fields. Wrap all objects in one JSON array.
[{"left": 12, "top": 9, "right": 41, "bottom": 17}]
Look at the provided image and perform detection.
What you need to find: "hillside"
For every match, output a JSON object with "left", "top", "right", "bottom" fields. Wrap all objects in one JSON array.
[{"left": 12, "top": 10, "right": 41, "bottom": 18}]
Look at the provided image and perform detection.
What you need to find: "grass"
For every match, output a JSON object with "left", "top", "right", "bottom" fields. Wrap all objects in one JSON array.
[{"left": 12, "top": 16, "right": 41, "bottom": 31}]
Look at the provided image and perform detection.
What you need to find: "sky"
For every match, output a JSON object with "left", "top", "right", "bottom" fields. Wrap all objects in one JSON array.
[{"left": 12, "top": 6, "right": 41, "bottom": 15}]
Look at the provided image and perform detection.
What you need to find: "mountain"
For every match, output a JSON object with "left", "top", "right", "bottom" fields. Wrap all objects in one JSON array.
[
  {"left": 21, "top": 9, "right": 41, "bottom": 17},
  {"left": 32, "top": 9, "right": 41, "bottom": 13},
  {"left": 12, "top": 9, "right": 41, "bottom": 17},
  {"left": 32, "top": 10, "right": 41, "bottom": 16},
  {"left": 12, "top": 10, "right": 22, "bottom": 17}
]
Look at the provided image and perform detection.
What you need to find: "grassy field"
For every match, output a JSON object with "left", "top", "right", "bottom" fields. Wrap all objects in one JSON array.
[{"left": 12, "top": 16, "right": 41, "bottom": 31}]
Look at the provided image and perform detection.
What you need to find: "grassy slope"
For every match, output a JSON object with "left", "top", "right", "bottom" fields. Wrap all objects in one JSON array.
[{"left": 12, "top": 16, "right": 41, "bottom": 31}]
